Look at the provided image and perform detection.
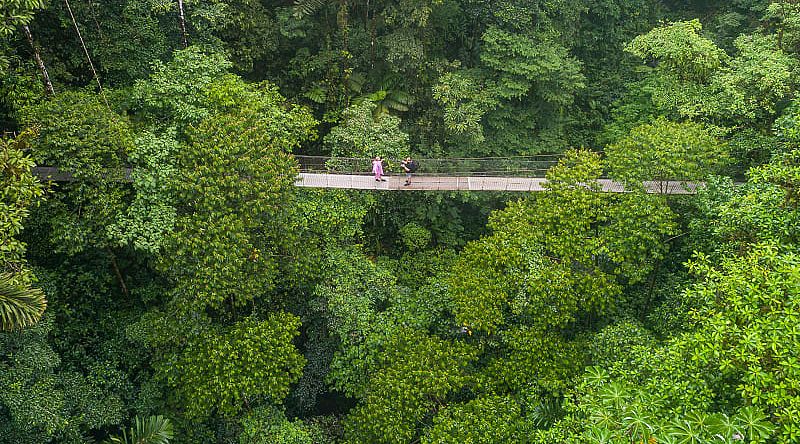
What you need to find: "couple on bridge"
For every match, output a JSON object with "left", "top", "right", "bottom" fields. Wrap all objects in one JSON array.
[{"left": 372, "top": 156, "right": 418, "bottom": 186}]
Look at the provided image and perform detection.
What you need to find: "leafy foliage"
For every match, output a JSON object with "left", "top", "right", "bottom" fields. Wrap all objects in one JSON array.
[
  {"left": 0, "top": 130, "right": 45, "bottom": 331},
  {"left": 343, "top": 328, "right": 479, "bottom": 444},
  {"left": 424, "top": 395, "right": 523, "bottom": 444},
  {"left": 606, "top": 118, "right": 728, "bottom": 184},
  {"left": 626, "top": 20, "right": 728, "bottom": 81},
  {"left": 0, "top": 130, "right": 43, "bottom": 271},
  {"left": 130, "top": 47, "right": 232, "bottom": 127},
  {"left": 238, "top": 406, "right": 324, "bottom": 444},
  {"left": 105, "top": 415, "right": 174, "bottom": 444},
  {"left": 159, "top": 79, "right": 316, "bottom": 312},
  {"left": 159, "top": 314, "right": 306, "bottom": 419},
  {"left": 0, "top": 272, "right": 45, "bottom": 331},
  {"left": 0, "top": 317, "right": 126, "bottom": 444},
  {"left": 0, "top": 0, "right": 44, "bottom": 36},
  {"left": 324, "top": 101, "right": 410, "bottom": 160},
  {"left": 21, "top": 91, "right": 133, "bottom": 255},
  {"left": 449, "top": 150, "right": 675, "bottom": 333},
  {"left": 107, "top": 129, "right": 179, "bottom": 254}
]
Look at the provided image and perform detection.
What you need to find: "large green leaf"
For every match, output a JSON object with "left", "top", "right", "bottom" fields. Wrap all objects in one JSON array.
[
  {"left": 106, "top": 415, "right": 173, "bottom": 444},
  {"left": 0, "top": 273, "right": 46, "bottom": 331}
]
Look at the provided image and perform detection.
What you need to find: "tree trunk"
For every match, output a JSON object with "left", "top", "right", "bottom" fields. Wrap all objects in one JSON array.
[
  {"left": 63, "top": 0, "right": 108, "bottom": 106},
  {"left": 107, "top": 248, "right": 129, "bottom": 298},
  {"left": 21, "top": 25, "right": 55, "bottom": 96},
  {"left": 177, "top": 0, "right": 188, "bottom": 48}
]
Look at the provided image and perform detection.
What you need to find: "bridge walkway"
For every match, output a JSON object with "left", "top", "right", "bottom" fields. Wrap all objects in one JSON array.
[{"left": 295, "top": 173, "right": 700, "bottom": 194}]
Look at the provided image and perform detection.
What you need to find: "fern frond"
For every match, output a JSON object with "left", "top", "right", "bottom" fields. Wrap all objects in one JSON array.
[
  {"left": 303, "top": 86, "right": 327, "bottom": 104},
  {"left": 387, "top": 90, "right": 414, "bottom": 106},
  {"left": 293, "top": 0, "right": 327, "bottom": 18},
  {"left": 346, "top": 72, "right": 366, "bottom": 94}
]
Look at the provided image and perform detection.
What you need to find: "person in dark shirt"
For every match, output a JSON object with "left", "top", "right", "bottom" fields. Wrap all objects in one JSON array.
[{"left": 401, "top": 157, "right": 418, "bottom": 186}]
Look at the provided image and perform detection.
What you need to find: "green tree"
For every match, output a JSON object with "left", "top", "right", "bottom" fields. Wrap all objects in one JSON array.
[
  {"left": 130, "top": 47, "right": 232, "bottom": 127},
  {"left": 0, "top": 317, "right": 126, "bottom": 444},
  {"left": 238, "top": 406, "right": 322, "bottom": 444},
  {"left": 549, "top": 243, "right": 797, "bottom": 444},
  {"left": 708, "top": 33, "right": 798, "bottom": 122},
  {"left": 324, "top": 101, "right": 410, "bottom": 161},
  {"left": 622, "top": 19, "right": 797, "bottom": 125},
  {"left": 424, "top": 395, "right": 523, "bottom": 444},
  {"left": 1, "top": 131, "right": 43, "bottom": 270},
  {"left": 21, "top": 90, "right": 133, "bottom": 255},
  {"left": 626, "top": 19, "right": 727, "bottom": 82},
  {"left": 159, "top": 78, "right": 316, "bottom": 312},
  {"left": 449, "top": 150, "right": 676, "bottom": 333},
  {"left": 606, "top": 118, "right": 728, "bottom": 185},
  {"left": 158, "top": 315, "right": 306, "bottom": 419},
  {"left": 343, "top": 328, "right": 479, "bottom": 444}
]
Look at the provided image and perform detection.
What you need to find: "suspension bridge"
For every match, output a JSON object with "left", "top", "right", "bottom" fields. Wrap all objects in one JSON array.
[
  {"left": 294, "top": 156, "right": 700, "bottom": 193},
  {"left": 30, "top": 155, "right": 703, "bottom": 194}
]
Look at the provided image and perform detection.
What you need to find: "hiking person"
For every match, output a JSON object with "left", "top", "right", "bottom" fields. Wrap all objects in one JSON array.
[
  {"left": 401, "top": 156, "right": 418, "bottom": 186},
  {"left": 372, "top": 156, "right": 386, "bottom": 181}
]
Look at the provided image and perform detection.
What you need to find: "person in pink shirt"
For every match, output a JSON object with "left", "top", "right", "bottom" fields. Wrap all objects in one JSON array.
[{"left": 372, "top": 156, "right": 386, "bottom": 181}]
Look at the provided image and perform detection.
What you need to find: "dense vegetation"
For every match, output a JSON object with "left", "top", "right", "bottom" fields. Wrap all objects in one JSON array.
[{"left": 1, "top": 0, "right": 799, "bottom": 443}]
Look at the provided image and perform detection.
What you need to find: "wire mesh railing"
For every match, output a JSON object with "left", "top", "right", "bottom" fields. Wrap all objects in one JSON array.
[{"left": 294, "top": 155, "right": 563, "bottom": 177}]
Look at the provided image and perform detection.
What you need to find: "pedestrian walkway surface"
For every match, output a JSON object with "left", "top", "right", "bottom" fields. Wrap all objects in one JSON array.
[{"left": 295, "top": 173, "right": 700, "bottom": 194}]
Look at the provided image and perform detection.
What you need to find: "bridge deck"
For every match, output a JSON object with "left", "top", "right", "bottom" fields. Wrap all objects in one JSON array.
[
  {"left": 296, "top": 173, "right": 700, "bottom": 194},
  {"left": 30, "top": 168, "right": 701, "bottom": 194}
]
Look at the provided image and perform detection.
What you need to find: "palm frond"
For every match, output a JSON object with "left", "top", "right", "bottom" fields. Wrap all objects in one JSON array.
[
  {"left": 106, "top": 416, "right": 173, "bottom": 444},
  {"left": 130, "top": 415, "right": 173, "bottom": 444},
  {"left": 0, "top": 273, "right": 46, "bottom": 331},
  {"left": 530, "top": 396, "right": 564, "bottom": 428}
]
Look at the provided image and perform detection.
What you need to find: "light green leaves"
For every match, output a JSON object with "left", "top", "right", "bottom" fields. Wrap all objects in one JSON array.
[
  {"left": 680, "top": 246, "right": 799, "bottom": 440},
  {"left": 709, "top": 34, "right": 798, "bottom": 121},
  {"left": 108, "top": 130, "right": 179, "bottom": 254},
  {"left": 424, "top": 395, "right": 523, "bottom": 444},
  {"left": 159, "top": 78, "right": 315, "bottom": 312},
  {"left": 625, "top": 19, "right": 798, "bottom": 123},
  {"left": 131, "top": 47, "right": 232, "bottom": 126},
  {"left": 161, "top": 314, "right": 306, "bottom": 419},
  {"left": 606, "top": 118, "right": 727, "bottom": 184},
  {"left": 0, "top": 0, "right": 45, "bottom": 36},
  {"left": 626, "top": 20, "right": 727, "bottom": 82},
  {"left": 104, "top": 415, "right": 173, "bottom": 444},
  {"left": 449, "top": 150, "right": 675, "bottom": 333},
  {"left": 324, "top": 101, "right": 410, "bottom": 160}
]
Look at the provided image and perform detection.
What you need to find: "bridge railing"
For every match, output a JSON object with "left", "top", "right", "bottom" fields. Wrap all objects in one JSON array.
[{"left": 294, "top": 155, "right": 562, "bottom": 177}]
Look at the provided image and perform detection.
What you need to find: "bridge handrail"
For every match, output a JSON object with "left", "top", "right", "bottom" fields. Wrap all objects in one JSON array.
[{"left": 294, "top": 155, "right": 562, "bottom": 177}]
